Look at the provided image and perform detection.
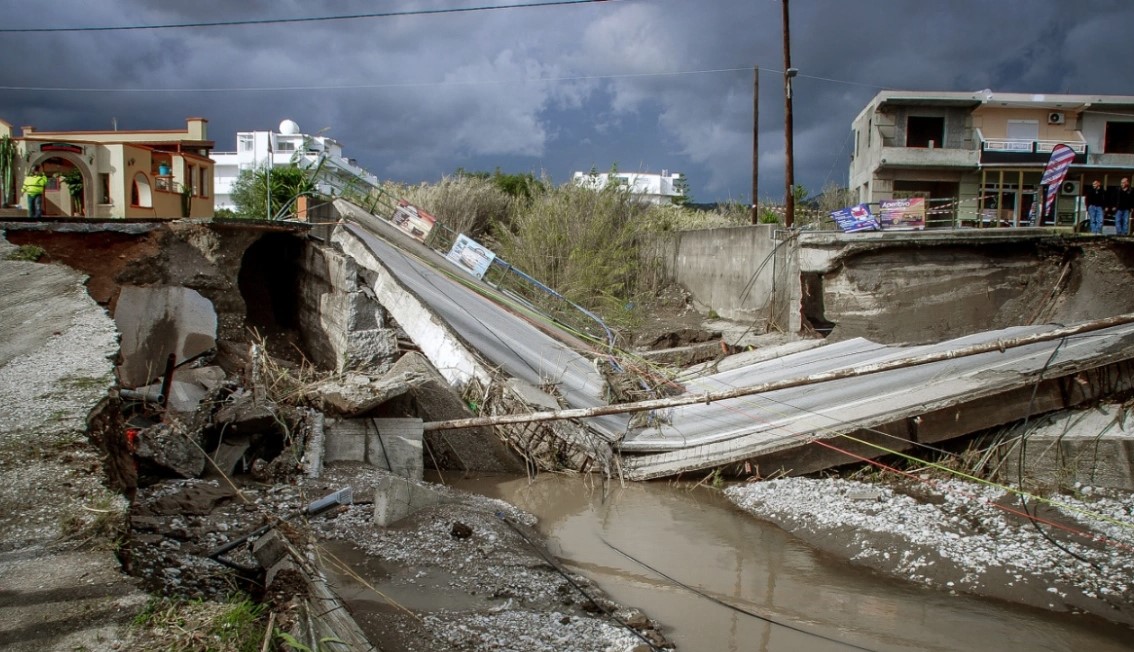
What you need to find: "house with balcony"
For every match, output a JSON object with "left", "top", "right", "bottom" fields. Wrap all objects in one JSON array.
[
  {"left": 1, "top": 117, "right": 215, "bottom": 219},
  {"left": 572, "top": 169, "right": 686, "bottom": 205},
  {"left": 849, "top": 90, "right": 1134, "bottom": 227},
  {"left": 212, "top": 119, "right": 379, "bottom": 213}
]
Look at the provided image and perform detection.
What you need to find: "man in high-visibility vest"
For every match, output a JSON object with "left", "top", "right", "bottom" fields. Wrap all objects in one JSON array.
[{"left": 22, "top": 165, "right": 48, "bottom": 218}]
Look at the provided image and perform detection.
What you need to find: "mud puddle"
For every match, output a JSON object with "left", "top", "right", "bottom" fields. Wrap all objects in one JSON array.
[
  {"left": 442, "top": 473, "right": 1134, "bottom": 652},
  {"left": 323, "top": 540, "right": 495, "bottom": 613}
]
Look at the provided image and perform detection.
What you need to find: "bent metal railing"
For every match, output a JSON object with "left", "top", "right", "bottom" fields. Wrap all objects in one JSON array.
[{"left": 291, "top": 152, "right": 616, "bottom": 348}]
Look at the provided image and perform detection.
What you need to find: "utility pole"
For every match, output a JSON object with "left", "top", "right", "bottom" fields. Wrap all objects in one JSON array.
[
  {"left": 782, "top": 0, "right": 796, "bottom": 229},
  {"left": 751, "top": 65, "right": 759, "bottom": 225}
]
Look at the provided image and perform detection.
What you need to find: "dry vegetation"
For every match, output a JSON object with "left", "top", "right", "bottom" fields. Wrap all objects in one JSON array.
[{"left": 377, "top": 173, "right": 776, "bottom": 334}]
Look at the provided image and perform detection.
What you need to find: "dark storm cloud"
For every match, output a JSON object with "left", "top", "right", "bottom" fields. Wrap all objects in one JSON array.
[{"left": 1, "top": 0, "right": 1130, "bottom": 202}]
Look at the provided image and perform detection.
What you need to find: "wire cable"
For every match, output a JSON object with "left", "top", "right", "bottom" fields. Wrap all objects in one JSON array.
[
  {"left": 599, "top": 535, "right": 878, "bottom": 652},
  {"left": 496, "top": 513, "right": 663, "bottom": 651},
  {"left": 0, "top": 0, "right": 623, "bottom": 34}
]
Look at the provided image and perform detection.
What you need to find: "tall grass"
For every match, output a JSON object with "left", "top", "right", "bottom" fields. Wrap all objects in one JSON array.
[
  {"left": 493, "top": 183, "right": 651, "bottom": 327},
  {"left": 381, "top": 175, "right": 514, "bottom": 240},
  {"left": 380, "top": 175, "right": 780, "bottom": 332}
]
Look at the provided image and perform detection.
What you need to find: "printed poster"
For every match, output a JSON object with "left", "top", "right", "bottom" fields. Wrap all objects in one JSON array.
[
  {"left": 446, "top": 233, "right": 496, "bottom": 279},
  {"left": 879, "top": 197, "right": 926, "bottom": 230},
  {"left": 830, "top": 204, "right": 879, "bottom": 233},
  {"left": 390, "top": 200, "right": 437, "bottom": 242}
]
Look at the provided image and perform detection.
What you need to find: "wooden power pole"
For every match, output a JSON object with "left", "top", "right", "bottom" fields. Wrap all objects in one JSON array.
[
  {"left": 782, "top": 0, "right": 795, "bottom": 229},
  {"left": 751, "top": 65, "right": 759, "bottom": 225}
]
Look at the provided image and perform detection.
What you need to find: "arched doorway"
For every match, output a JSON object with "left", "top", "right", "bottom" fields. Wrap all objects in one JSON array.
[{"left": 28, "top": 153, "right": 93, "bottom": 217}]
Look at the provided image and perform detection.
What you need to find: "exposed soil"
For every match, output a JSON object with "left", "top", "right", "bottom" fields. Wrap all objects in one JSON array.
[{"left": 122, "top": 466, "right": 672, "bottom": 652}]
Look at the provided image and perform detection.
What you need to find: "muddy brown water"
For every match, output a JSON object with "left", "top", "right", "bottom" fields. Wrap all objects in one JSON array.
[{"left": 438, "top": 473, "right": 1133, "bottom": 652}]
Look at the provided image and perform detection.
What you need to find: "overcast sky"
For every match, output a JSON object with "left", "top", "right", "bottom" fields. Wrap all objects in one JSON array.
[{"left": 1, "top": 0, "right": 1131, "bottom": 204}]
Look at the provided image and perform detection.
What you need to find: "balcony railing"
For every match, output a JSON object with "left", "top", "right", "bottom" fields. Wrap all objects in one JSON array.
[{"left": 980, "top": 138, "right": 1087, "bottom": 154}]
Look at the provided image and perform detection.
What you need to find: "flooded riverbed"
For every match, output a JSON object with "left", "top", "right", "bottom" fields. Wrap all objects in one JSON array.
[{"left": 444, "top": 473, "right": 1134, "bottom": 652}]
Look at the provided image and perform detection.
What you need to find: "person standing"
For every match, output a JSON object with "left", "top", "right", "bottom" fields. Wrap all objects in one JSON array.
[
  {"left": 1115, "top": 177, "right": 1133, "bottom": 236},
  {"left": 1084, "top": 179, "right": 1107, "bottom": 234},
  {"left": 21, "top": 165, "right": 48, "bottom": 218}
]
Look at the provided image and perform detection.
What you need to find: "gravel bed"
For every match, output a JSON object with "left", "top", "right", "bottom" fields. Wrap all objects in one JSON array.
[{"left": 726, "top": 476, "right": 1134, "bottom": 626}]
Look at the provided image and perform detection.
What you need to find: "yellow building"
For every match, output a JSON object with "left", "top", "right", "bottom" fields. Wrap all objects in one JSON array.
[{"left": 1, "top": 117, "right": 215, "bottom": 219}]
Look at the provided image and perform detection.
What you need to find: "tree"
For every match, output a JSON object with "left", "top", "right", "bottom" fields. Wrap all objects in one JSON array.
[
  {"left": 672, "top": 174, "right": 690, "bottom": 206},
  {"left": 230, "top": 164, "right": 315, "bottom": 219},
  {"left": 0, "top": 136, "right": 15, "bottom": 207},
  {"left": 455, "top": 167, "right": 546, "bottom": 201},
  {"left": 61, "top": 169, "right": 84, "bottom": 215},
  {"left": 816, "top": 181, "right": 854, "bottom": 214}
]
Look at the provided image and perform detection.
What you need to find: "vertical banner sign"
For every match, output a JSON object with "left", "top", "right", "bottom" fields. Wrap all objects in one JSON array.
[{"left": 1041, "top": 144, "right": 1076, "bottom": 221}]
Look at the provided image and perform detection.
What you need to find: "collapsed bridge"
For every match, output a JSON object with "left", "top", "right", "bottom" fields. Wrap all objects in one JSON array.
[
  {"left": 328, "top": 201, "right": 1134, "bottom": 480},
  {"left": 6, "top": 201, "right": 1134, "bottom": 482}
]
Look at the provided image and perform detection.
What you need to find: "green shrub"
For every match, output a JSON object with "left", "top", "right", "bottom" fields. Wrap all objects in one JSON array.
[{"left": 6, "top": 244, "right": 45, "bottom": 261}]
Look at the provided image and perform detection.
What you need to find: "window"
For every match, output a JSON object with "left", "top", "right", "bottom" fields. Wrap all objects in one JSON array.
[
  {"left": 907, "top": 116, "right": 945, "bottom": 148},
  {"left": 99, "top": 173, "right": 111, "bottom": 204},
  {"left": 1105, "top": 121, "right": 1134, "bottom": 154},
  {"left": 239, "top": 136, "right": 253, "bottom": 152},
  {"left": 1006, "top": 119, "right": 1039, "bottom": 141},
  {"left": 198, "top": 166, "right": 209, "bottom": 197}
]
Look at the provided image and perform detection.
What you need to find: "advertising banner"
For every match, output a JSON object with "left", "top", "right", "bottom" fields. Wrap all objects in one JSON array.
[
  {"left": 390, "top": 200, "right": 436, "bottom": 242},
  {"left": 446, "top": 233, "right": 496, "bottom": 279},
  {"left": 879, "top": 197, "right": 926, "bottom": 230},
  {"left": 830, "top": 204, "right": 879, "bottom": 233}
]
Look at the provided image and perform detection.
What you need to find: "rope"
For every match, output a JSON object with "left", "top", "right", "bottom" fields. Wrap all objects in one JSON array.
[
  {"left": 599, "top": 535, "right": 877, "bottom": 652},
  {"left": 495, "top": 513, "right": 663, "bottom": 651}
]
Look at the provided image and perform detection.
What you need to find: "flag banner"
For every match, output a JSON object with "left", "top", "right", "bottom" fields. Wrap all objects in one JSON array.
[
  {"left": 830, "top": 204, "right": 879, "bottom": 232},
  {"left": 879, "top": 197, "right": 927, "bottom": 230},
  {"left": 1041, "top": 144, "right": 1076, "bottom": 219}
]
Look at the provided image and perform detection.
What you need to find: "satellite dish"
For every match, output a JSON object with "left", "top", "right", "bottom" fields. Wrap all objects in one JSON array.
[{"left": 279, "top": 119, "right": 301, "bottom": 135}]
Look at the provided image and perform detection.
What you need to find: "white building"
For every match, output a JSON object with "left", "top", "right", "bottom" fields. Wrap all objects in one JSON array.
[
  {"left": 572, "top": 169, "right": 686, "bottom": 205},
  {"left": 211, "top": 119, "right": 379, "bottom": 211}
]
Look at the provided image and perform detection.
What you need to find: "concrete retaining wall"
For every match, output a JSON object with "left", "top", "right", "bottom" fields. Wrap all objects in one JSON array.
[
  {"left": 653, "top": 226, "right": 1134, "bottom": 345},
  {"left": 646, "top": 224, "right": 798, "bottom": 330}
]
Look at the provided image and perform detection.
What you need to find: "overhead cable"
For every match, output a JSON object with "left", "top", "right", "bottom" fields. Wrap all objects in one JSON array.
[{"left": 0, "top": 0, "right": 622, "bottom": 34}]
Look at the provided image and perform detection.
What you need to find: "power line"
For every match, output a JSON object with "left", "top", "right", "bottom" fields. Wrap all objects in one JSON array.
[
  {"left": 0, "top": 0, "right": 622, "bottom": 34},
  {"left": 0, "top": 67, "right": 754, "bottom": 94}
]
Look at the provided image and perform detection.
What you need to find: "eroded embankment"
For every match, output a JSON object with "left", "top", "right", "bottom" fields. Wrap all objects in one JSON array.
[{"left": 807, "top": 236, "right": 1134, "bottom": 344}]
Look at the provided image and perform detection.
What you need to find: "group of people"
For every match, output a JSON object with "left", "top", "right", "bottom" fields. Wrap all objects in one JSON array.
[{"left": 1084, "top": 177, "right": 1134, "bottom": 235}]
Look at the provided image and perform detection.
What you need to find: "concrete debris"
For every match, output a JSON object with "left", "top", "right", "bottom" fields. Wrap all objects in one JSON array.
[
  {"left": 114, "top": 285, "right": 218, "bottom": 387},
  {"left": 127, "top": 366, "right": 226, "bottom": 413},
  {"left": 312, "top": 369, "right": 428, "bottom": 416},
  {"left": 214, "top": 392, "right": 280, "bottom": 434},
  {"left": 324, "top": 417, "right": 424, "bottom": 479},
  {"left": 999, "top": 404, "right": 1134, "bottom": 490},
  {"left": 205, "top": 434, "right": 251, "bottom": 478},
  {"left": 132, "top": 422, "right": 207, "bottom": 479},
  {"left": 372, "top": 473, "right": 445, "bottom": 526},
  {"left": 388, "top": 351, "right": 526, "bottom": 473}
]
